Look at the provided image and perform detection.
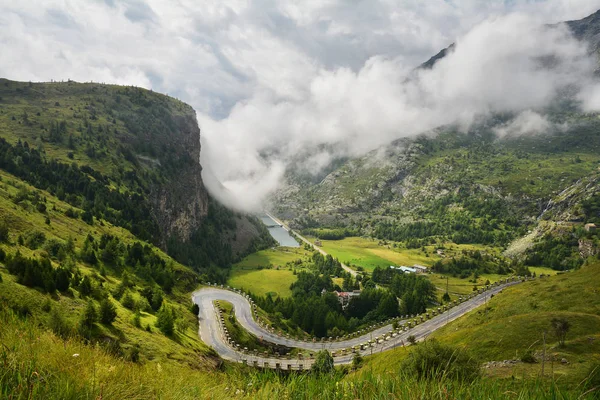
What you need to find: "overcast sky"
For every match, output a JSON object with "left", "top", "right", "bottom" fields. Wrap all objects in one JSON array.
[{"left": 2, "top": 0, "right": 600, "bottom": 210}]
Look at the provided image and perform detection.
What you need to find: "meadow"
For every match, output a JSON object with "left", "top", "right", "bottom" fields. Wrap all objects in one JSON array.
[
  {"left": 227, "top": 247, "right": 311, "bottom": 297},
  {"left": 313, "top": 236, "right": 438, "bottom": 272}
]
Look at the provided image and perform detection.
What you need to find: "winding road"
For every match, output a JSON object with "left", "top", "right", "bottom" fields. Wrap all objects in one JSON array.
[{"left": 192, "top": 279, "right": 522, "bottom": 369}]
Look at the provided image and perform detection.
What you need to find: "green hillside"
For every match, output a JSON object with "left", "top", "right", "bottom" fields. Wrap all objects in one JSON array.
[{"left": 360, "top": 261, "right": 600, "bottom": 388}]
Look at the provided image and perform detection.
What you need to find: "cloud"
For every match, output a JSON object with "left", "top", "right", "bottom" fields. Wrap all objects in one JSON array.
[
  {"left": 201, "top": 13, "right": 600, "bottom": 211},
  {"left": 2, "top": 1, "right": 600, "bottom": 212},
  {"left": 493, "top": 111, "right": 552, "bottom": 137}
]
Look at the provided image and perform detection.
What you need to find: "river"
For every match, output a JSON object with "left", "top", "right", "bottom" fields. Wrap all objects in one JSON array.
[{"left": 260, "top": 214, "right": 300, "bottom": 247}]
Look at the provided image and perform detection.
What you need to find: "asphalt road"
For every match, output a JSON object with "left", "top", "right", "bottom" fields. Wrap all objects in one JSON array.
[{"left": 192, "top": 279, "right": 521, "bottom": 369}]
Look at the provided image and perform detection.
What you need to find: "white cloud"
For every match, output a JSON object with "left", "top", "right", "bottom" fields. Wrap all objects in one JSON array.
[
  {"left": 1, "top": 0, "right": 600, "bottom": 211},
  {"left": 493, "top": 111, "right": 552, "bottom": 137}
]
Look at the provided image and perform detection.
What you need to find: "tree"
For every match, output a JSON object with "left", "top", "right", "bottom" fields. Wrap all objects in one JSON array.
[
  {"left": 442, "top": 292, "right": 451, "bottom": 303},
  {"left": 99, "top": 298, "right": 117, "bottom": 325},
  {"left": 54, "top": 267, "right": 71, "bottom": 292},
  {"left": 150, "top": 287, "right": 164, "bottom": 312},
  {"left": 311, "top": 350, "right": 334, "bottom": 374},
  {"left": 79, "top": 276, "right": 93, "bottom": 297},
  {"left": 78, "top": 300, "right": 97, "bottom": 338},
  {"left": 121, "top": 291, "right": 136, "bottom": 310},
  {"left": 551, "top": 317, "right": 571, "bottom": 347},
  {"left": 156, "top": 305, "right": 174, "bottom": 336},
  {"left": 0, "top": 221, "right": 9, "bottom": 242},
  {"left": 352, "top": 353, "right": 363, "bottom": 370}
]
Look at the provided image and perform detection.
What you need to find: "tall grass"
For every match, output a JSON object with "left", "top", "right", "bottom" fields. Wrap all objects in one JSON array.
[{"left": 1, "top": 305, "right": 597, "bottom": 399}]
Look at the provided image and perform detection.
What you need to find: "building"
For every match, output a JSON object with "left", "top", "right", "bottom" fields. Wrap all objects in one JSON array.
[
  {"left": 585, "top": 223, "right": 597, "bottom": 232},
  {"left": 314, "top": 239, "right": 322, "bottom": 246},
  {"left": 390, "top": 265, "right": 417, "bottom": 274},
  {"left": 334, "top": 290, "right": 361, "bottom": 308},
  {"left": 412, "top": 264, "right": 428, "bottom": 274}
]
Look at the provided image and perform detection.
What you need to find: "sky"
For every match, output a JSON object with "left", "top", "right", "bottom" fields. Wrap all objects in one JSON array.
[{"left": 2, "top": 0, "right": 600, "bottom": 211}]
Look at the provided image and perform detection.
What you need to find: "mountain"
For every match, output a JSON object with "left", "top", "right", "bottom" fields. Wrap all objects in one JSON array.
[
  {"left": 271, "top": 10, "right": 600, "bottom": 269},
  {"left": 0, "top": 79, "right": 272, "bottom": 267}
]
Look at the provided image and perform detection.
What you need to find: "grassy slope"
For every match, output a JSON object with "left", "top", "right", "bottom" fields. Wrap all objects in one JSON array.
[
  {"left": 0, "top": 168, "right": 212, "bottom": 366},
  {"left": 0, "top": 78, "right": 191, "bottom": 177},
  {"left": 360, "top": 261, "right": 600, "bottom": 387}
]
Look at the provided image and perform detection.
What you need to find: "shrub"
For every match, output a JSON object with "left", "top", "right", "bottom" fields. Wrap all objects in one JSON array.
[
  {"left": 121, "top": 291, "right": 136, "bottom": 310},
  {"left": 79, "top": 300, "right": 97, "bottom": 335},
  {"left": 311, "top": 350, "right": 334, "bottom": 375},
  {"left": 99, "top": 299, "right": 117, "bottom": 325},
  {"left": 25, "top": 230, "right": 46, "bottom": 249},
  {"left": 551, "top": 317, "right": 571, "bottom": 347},
  {"left": 0, "top": 222, "right": 9, "bottom": 242},
  {"left": 521, "top": 350, "right": 537, "bottom": 364},
  {"left": 156, "top": 305, "right": 174, "bottom": 335},
  {"left": 132, "top": 311, "right": 142, "bottom": 328},
  {"left": 401, "top": 340, "right": 480, "bottom": 382},
  {"left": 126, "top": 344, "right": 141, "bottom": 363}
]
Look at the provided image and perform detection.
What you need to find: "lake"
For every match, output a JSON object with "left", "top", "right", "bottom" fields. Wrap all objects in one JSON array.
[{"left": 260, "top": 214, "right": 300, "bottom": 248}]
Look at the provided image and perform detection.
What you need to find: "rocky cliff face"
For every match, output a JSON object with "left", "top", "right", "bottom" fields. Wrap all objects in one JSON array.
[{"left": 149, "top": 111, "right": 209, "bottom": 248}]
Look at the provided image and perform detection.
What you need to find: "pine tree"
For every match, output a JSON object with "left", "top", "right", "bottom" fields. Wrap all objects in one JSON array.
[
  {"left": 99, "top": 298, "right": 117, "bottom": 325},
  {"left": 156, "top": 305, "right": 174, "bottom": 336}
]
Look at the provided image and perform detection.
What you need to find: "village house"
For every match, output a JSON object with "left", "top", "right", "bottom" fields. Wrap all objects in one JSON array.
[
  {"left": 390, "top": 265, "right": 417, "bottom": 274},
  {"left": 333, "top": 290, "right": 361, "bottom": 308},
  {"left": 412, "top": 264, "right": 428, "bottom": 274}
]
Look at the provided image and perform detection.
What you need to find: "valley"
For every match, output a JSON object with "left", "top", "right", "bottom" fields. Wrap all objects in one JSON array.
[{"left": 2, "top": 7, "right": 600, "bottom": 398}]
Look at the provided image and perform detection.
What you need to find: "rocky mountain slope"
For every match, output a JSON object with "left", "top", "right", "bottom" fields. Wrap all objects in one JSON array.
[
  {"left": 0, "top": 79, "right": 272, "bottom": 267},
  {"left": 271, "top": 10, "right": 600, "bottom": 265}
]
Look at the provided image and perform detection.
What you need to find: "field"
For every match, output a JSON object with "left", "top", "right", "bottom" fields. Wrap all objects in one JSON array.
[
  {"left": 314, "top": 236, "right": 439, "bottom": 272},
  {"left": 227, "top": 247, "right": 311, "bottom": 297},
  {"left": 233, "top": 247, "right": 310, "bottom": 268}
]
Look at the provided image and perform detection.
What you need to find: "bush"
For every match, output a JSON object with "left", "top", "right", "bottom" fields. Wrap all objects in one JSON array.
[
  {"left": 156, "top": 305, "right": 174, "bottom": 335},
  {"left": 99, "top": 298, "right": 117, "bottom": 325},
  {"left": 401, "top": 340, "right": 480, "bottom": 382},
  {"left": 0, "top": 222, "right": 9, "bottom": 242},
  {"left": 24, "top": 230, "right": 46, "bottom": 249},
  {"left": 126, "top": 344, "right": 141, "bottom": 363},
  {"left": 521, "top": 350, "right": 537, "bottom": 364},
  {"left": 311, "top": 350, "right": 334, "bottom": 375},
  {"left": 132, "top": 311, "right": 142, "bottom": 328},
  {"left": 79, "top": 300, "right": 97, "bottom": 334},
  {"left": 121, "top": 291, "right": 136, "bottom": 310}
]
